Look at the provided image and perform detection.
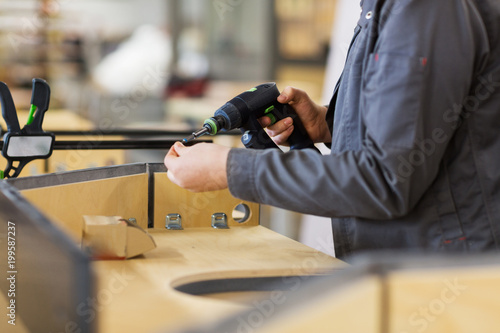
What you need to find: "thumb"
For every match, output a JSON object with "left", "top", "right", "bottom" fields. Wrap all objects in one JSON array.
[
  {"left": 278, "top": 86, "right": 307, "bottom": 104},
  {"left": 173, "top": 142, "right": 187, "bottom": 156},
  {"left": 277, "top": 86, "right": 292, "bottom": 103}
]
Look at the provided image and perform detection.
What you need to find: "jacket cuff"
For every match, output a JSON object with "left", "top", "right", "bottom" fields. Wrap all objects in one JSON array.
[{"left": 227, "top": 148, "right": 260, "bottom": 203}]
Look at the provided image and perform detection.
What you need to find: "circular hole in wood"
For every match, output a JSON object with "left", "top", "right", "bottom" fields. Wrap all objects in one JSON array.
[{"left": 232, "top": 203, "right": 251, "bottom": 223}]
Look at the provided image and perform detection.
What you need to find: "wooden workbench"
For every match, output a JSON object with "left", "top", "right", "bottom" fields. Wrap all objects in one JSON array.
[
  {"left": 5, "top": 164, "right": 500, "bottom": 333},
  {"left": 3, "top": 164, "right": 346, "bottom": 332},
  {"left": 92, "top": 226, "right": 345, "bottom": 333}
]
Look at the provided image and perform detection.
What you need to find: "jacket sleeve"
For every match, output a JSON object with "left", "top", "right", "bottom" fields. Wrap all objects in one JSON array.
[{"left": 227, "top": 0, "right": 489, "bottom": 219}]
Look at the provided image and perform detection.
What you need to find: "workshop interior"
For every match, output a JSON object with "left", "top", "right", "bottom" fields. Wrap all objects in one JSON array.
[{"left": 1, "top": 1, "right": 500, "bottom": 332}]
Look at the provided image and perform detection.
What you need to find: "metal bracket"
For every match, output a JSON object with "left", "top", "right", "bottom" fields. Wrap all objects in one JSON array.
[
  {"left": 166, "top": 214, "right": 183, "bottom": 230},
  {"left": 211, "top": 213, "right": 229, "bottom": 229}
]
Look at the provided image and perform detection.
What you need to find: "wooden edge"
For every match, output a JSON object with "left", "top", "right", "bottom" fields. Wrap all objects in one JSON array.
[
  {"left": 153, "top": 172, "right": 260, "bottom": 229},
  {"left": 20, "top": 174, "right": 149, "bottom": 242}
]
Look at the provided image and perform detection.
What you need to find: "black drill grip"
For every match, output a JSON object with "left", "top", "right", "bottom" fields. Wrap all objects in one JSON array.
[
  {"left": 271, "top": 103, "right": 318, "bottom": 151},
  {"left": 211, "top": 82, "right": 319, "bottom": 152}
]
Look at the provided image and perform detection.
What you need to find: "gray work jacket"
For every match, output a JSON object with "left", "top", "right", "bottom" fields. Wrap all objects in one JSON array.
[{"left": 227, "top": 0, "right": 500, "bottom": 259}]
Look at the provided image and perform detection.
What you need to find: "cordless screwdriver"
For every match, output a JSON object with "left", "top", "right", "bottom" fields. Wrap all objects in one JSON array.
[{"left": 183, "top": 82, "right": 319, "bottom": 152}]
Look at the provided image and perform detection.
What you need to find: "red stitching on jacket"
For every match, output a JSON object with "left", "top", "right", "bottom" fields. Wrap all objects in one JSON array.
[{"left": 443, "top": 237, "right": 466, "bottom": 244}]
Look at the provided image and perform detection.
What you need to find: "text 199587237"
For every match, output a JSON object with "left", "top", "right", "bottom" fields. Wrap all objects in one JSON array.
[{"left": 6, "top": 221, "right": 16, "bottom": 326}]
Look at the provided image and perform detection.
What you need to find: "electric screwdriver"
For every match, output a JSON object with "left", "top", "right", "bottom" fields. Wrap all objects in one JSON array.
[{"left": 183, "top": 82, "right": 319, "bottom": 152}]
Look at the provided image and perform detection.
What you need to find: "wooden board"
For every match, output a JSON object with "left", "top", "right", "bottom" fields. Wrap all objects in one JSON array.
[
  {"left": 46, "top": 142, "right": 125, "bottom": 174},
  {"left": 20, "top": 174, "right": 148, "bottom": 242},
  {"left": 92, "top": 226, "right": 346, "bottom": 333},
  {"left": 255, "top": 276, "right": 381, "bottom": 333},
  {"left": 154, "top": 172, "right": 260, "bottom": 228},
  {"left": 11, "top": 168, "right": 352, "bottom": 333},
  {"left": 388, "top": 266, "right": 500, "bottom": 333}
]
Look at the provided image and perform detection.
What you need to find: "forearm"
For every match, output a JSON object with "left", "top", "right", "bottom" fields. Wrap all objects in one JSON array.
[{"left": 227, "top": 146, "right": 422, "bottom": 219}]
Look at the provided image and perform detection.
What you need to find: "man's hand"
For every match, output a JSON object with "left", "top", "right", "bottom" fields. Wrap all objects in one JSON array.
[
  {"left": 260, "top": 86, "right": 331, "bottom": 145},
  {"left": 164, "top": 142, "right": 230, "bottom": 192}
]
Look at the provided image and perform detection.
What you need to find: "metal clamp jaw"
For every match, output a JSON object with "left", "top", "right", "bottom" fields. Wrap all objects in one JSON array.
[{"left": 0, "top": 79, "right": 54, "bottom": 178}]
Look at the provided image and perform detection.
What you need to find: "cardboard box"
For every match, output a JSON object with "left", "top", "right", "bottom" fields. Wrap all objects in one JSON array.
[{"left": 82, "top": 215, "right": 156, "bottom": 260}]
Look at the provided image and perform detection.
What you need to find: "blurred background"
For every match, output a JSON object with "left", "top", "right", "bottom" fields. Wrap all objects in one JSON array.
[{"left": 0, "top": 0, "right": 360, "bottom": 256}]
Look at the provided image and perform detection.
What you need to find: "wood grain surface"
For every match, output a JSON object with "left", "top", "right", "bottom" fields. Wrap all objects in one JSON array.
[
  {"left": 154, "top": 172, "right": 260, "bottom": 229},
  {"left": 20, "top": 174, "right": 149, "bottom": 242},
  {"left": 92, "top": 227, "right": 346, "bottom": 333}
]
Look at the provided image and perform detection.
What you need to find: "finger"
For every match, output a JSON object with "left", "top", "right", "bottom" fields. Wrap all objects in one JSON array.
[
  {"left": 266, "top": 117, "right": 293, "bottom": 137},
  {"left": 164, "top": 143, "right": 183, "bottom": 169},
  {"left": 164, "top": 152, "right": 176, "bottom": 171},
  {"left": 258, "top": 116, "right": 272, "bottom": 128},
  {"left": 167, "top": 170, "right": 178, "bottom": 185},
  {"left": 278, "top": 86, "right": 307, "bottom": 105},
  {"left": 277, "top": 86, "right": 293, "bottom": 103},
  {"left": 172, "top": 141, "right": 187, "bottom": 156},
  {"left": 166, "top": 145, "right": 180, "bottom": 158},
  {"left": 272, "top": 125, "right": 294, "bottom": 146}
]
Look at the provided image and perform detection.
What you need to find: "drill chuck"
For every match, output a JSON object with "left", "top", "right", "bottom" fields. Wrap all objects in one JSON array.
[{"left": 182, "top": 115, "right": 227, "bottom": 143}]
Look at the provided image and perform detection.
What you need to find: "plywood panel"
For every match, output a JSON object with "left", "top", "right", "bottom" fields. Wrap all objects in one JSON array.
[
  {"left": 20, "top": 174, "right": 148, "bottom": 242},
  {"left": 256, "top": 276, "right": 380, "bottom": 333},
  {"left": 388, "top": 266, "right": 500, "bottom": 333},
  {"left": 154, "top": 172, "right": 260, "bottom": 229},
  {"left": 45, "top": 135, "right": 125, "bottom": 174},
  {"left": 92, "top": 226, "right": 345, "bottom": 333}
]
